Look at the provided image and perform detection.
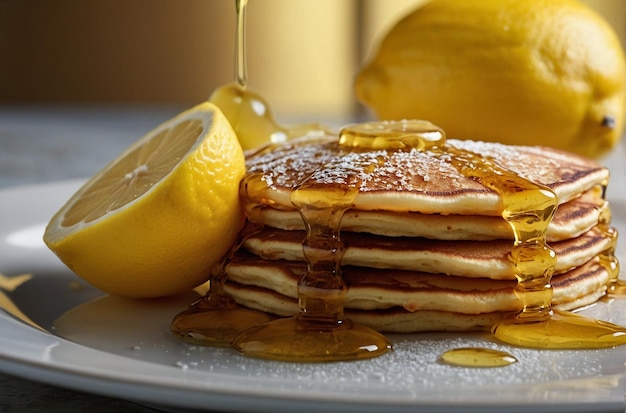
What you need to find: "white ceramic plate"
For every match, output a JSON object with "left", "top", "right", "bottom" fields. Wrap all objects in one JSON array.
[{"left": 1, "top": 173, "right": 626, "bottom": 413}]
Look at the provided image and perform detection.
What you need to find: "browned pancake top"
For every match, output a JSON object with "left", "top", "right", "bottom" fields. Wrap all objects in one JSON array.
[{"left": 245, "top": 136, "right": 608, "bottom": 214}]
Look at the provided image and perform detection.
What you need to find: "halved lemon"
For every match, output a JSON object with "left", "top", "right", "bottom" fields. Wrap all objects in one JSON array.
[{"left": 43, "top": 102, "right": 246, "bottom": 298}]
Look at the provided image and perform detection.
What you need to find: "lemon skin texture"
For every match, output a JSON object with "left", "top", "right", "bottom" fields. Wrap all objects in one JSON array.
[
  {"left": 44, "top": 103, "right": 246, "bottom": 298},
  {"left": 356, "top": 0, "right": 626, "bottom": 158}
]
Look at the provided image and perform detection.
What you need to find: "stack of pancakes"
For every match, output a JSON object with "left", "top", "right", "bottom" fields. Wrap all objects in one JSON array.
[{"left": 223, "top": 134, "right": 616, "bottom": 332}]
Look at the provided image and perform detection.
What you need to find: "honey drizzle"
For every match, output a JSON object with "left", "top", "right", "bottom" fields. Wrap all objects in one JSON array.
[
  {"left": 286, "top": 119, "right": 626, "bottom": 351},
  {"left": 235, "top": 0, "right": 248, "bottom": 88},
  {"left": 348, "top": 128, "right": 625, "bottom": 349},
  {"left": 169, "top": 221, "right": 273, "bottom": 346},
  {"left": 345, "top": 120, "right": 621, "bottom": 356},
  {"left": 171, "top": 0, "right": 337, "bottom": 352},
  {"left": 232, "top": 140, "right": 392, "bottom": 361},
  {"left": 170, "top": 0, "right": 626, "bottom": 359},
  {"left": 338, "top": 120, "right": 563, "bottom": 333},
  {"left": 596, "top": 192, "right": 626, "bottom": 296},
  {"left": 450, "top": 148, "right": 626, "bottom": 349},
  {"left": 169, "top": 0, "right": 275, "bottom": 346},
  {"left": 208, "top": 0, "right": 330, "bottom": 152},
  {"left": 447, "top": 146, "right": 559, "bottom": 325}
]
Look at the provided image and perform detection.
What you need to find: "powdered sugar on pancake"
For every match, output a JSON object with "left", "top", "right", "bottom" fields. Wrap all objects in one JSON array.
[{"left": 246, "top": 137, "right": 608, "bottom": 215}]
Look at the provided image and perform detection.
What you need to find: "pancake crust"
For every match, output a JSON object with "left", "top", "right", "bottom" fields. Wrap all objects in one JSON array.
[
  {"left": 242, "top": 226, "right": 612, "bottom": 280},
  {"left": 245, "top": 136, "right": 609, "bottom": 215}
]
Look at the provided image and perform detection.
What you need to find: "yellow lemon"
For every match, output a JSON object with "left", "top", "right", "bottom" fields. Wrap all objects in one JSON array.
[
  {"left": 355, "top": 0, "right": 626, "bottom": 158},
  {"left": 43, "top": 102, "right": 245, "bottom": 298}
]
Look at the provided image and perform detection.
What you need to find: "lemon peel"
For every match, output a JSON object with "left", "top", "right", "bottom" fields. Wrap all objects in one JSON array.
[
  {"left": 356, "top": 0, "right": 626, "bottom": 158},
  {"left": 44, "top": 102, "right": 245, "bottom": 298}
]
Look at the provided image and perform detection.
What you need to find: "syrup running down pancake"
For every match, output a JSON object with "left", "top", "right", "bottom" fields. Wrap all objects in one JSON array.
[
  {"left": 241, "top": 226, "right": 611, "bottom": 280},
  {"left": 225, "top": 253, "right": 609, "bottom": 328},
  {"left": 243, "top": 135, "right": 608, "bottom": 215},
  {"left": 225, "top": 131, "right": 617, "bottom": 334},
  {"left": 254, "top": 187, "right": 604, "bottom": 242}
]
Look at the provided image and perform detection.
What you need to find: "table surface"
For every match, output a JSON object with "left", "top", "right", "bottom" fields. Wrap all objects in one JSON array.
[{"left": 0, "top": 105, "right": 186, "bottom": 413}]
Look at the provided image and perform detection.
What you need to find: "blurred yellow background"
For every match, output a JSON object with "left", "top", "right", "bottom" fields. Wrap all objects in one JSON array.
[{"left": 0, "top": 0, "right": 624, "bottom": 122}]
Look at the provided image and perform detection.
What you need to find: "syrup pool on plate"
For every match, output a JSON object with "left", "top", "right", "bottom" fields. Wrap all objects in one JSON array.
[
  {"left": 439, "top": 347, "right": 518, "bottom": 368},
  {"left": 170, "top": 0, "right": 329, "bottom": 348}
]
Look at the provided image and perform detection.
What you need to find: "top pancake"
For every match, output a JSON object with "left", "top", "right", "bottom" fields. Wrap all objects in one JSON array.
[{"left": 245, "top": 136, "right": 609, "bottom": 215}]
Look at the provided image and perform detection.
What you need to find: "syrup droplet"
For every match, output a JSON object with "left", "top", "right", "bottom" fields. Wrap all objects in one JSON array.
[
  {"left": 440, "top": 347, "right": 518, "bottom": 368},
  {"left": 608, "top": 280, "right": 626, "bottom": 296},
  {"left": 210, "top": 83, "right": 291, "bottom": 150},
  {"left": 210, "top": 83, "right": 330, "bottom": 153},
  {"left": 208, "top": 1, "right": 328, "bottom": 152}
]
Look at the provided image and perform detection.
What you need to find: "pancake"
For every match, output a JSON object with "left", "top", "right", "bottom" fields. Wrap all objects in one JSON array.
[
  {"left": 228, "top": 132, "right": 617, "bottom": 334},
  {"left": 245, "top": 136, "right": 609, "bottom": 215},
  {"left": 226, "top": 253, "right": 609, "bottom": 313},
  {"left": 253, "top": 188, "right": 605, "bottom": 241},
  {"left": 224, "top": 258, "right": 609, "bottom": 332},
  {"left": 242, "top": 226, "right": 612, "bottom": 280}
]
